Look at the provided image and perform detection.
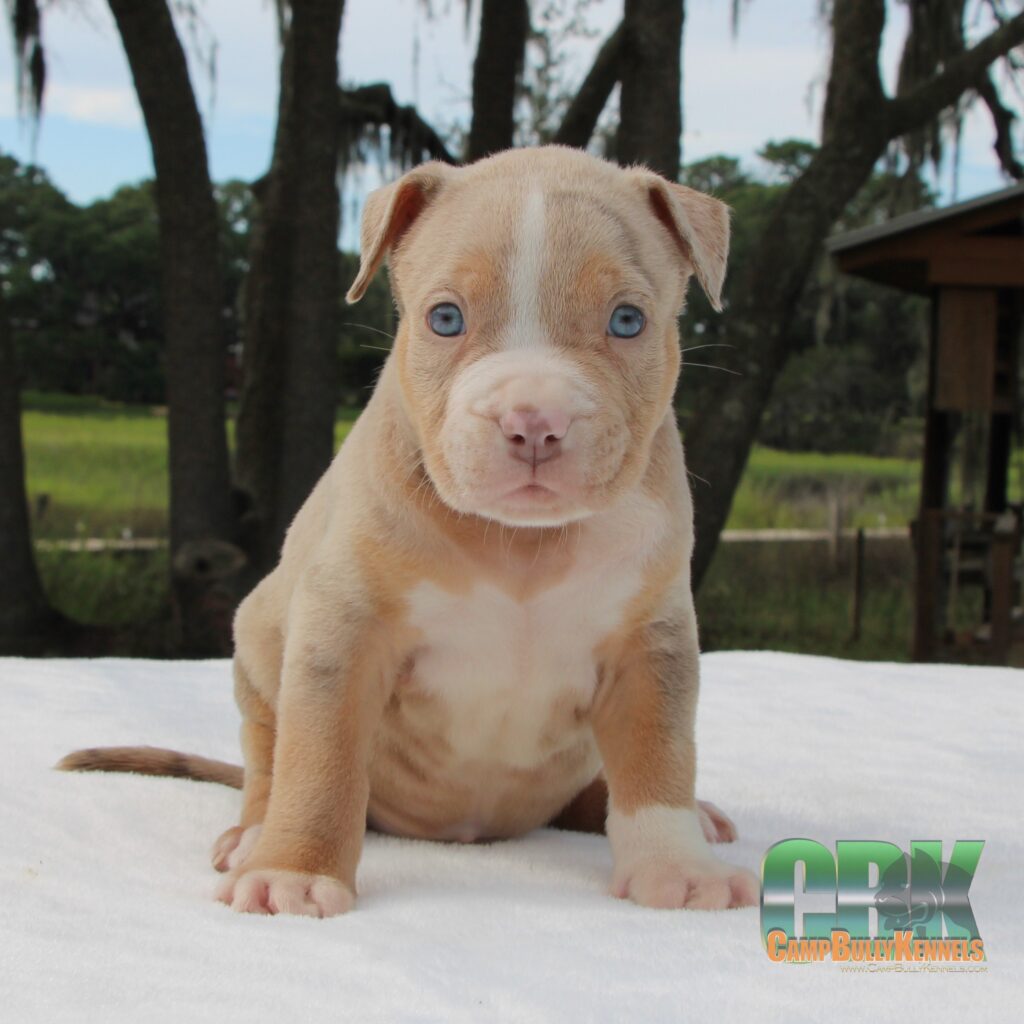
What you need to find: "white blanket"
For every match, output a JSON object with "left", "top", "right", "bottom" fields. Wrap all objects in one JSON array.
[{"left": 1, "top": 653, "right": 1020, "bottom": 1022}]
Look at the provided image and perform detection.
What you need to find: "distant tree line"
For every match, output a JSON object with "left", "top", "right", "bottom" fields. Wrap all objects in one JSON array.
[{"left": 0, "top": 155, "right": 393, "bottom": 408}]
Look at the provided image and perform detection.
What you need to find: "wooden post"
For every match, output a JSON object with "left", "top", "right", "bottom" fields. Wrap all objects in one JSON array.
[
  {"left": 913, "top": 293, "right": 950, "bottom": 662},
  {"left": 850, "top": 527, "right": 865, "bottom": 643},
  {"left": 989, "top": 516, "right": 1015, "bottom": 664},
  {"left": 827, "top": 493, "right": 842, "bottom": 570},
  {"left": 912, "top": 510, "right": 943, "bottom": 662}
]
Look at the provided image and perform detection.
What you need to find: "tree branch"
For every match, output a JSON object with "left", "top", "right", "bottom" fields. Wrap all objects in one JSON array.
[
  {"left": 887, "top": 12, "right": 1024, "bottom": 139},
  {"left": 978, "top": 69, "right": 1024, "bottom": 179},
  {"left": 821, "top": 0, "right": 887, "bottom": 143},
  {"left": 553, "top": 22, "right": 623, "bottom": 149},
  {"left": 338, "top": 82, "right": 457, "bottom": 167}
]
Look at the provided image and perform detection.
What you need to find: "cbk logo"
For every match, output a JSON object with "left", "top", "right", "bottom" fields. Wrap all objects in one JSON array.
[{"left": 760, "top": 840, "right": 986, "bottom": 964}]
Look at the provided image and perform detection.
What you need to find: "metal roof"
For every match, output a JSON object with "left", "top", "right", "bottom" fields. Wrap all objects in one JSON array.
[{"left": 827, "top": 181, "right": 1024, "bottom": 254}]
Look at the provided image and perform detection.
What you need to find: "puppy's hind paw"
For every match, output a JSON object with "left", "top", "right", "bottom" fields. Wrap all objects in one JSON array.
[
  {"left": 696, "top": 799, "right": 738, "bottom": 844},
  {"left": 211, "top": 824, "right": 263, "bottom": 872},
  {"left": 215, "top": 868, "right": 355, "bottom": 918}
]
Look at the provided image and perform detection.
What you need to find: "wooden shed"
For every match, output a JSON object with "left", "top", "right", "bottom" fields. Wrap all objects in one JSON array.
[{"left": 827, "top": 183, "right": 1024, "bottom": 663}]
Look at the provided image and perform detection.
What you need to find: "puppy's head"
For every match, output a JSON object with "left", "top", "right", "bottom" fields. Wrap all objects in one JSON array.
[{"left": 348, "top": 147, "right": 728, "bottom": 527}]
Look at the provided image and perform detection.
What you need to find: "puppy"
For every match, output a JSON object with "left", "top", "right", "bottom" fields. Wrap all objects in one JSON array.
[{"left": 61, "top": 146, "right": 757, "bottom": 917}]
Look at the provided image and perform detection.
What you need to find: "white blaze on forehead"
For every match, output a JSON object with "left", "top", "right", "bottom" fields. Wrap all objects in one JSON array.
[{"left": 507, "top": 188, "right": 548, "bottom": 349}]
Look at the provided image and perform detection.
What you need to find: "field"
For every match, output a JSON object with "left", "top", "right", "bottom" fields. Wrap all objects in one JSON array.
[
  {"left": 22, "top": 392, "right": 925, "bottom": 659},
  {"left": 697, "top": 539, "right": 913, "bottom": 662}
]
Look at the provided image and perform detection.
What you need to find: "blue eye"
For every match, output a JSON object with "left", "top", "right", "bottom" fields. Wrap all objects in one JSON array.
[
  {"left": 608, "top": 305, "right": 645, "bottom": 339},
  {"left": 428, "top": 302, "right": 465, "bottom": 337}
]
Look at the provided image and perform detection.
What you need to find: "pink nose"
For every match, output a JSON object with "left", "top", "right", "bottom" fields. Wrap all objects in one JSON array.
[{"left": 499, "top": 407, "right": 570, "bottom": 464}]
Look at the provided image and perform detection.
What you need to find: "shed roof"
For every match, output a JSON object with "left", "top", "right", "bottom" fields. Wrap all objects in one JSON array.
[{"left": 827, "top": 182, "right": 1024, "bottom": 294}]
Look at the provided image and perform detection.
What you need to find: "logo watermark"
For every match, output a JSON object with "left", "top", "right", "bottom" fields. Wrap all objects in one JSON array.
[{"left": 760, "top": 840, "right": 985, "bottom": 965}]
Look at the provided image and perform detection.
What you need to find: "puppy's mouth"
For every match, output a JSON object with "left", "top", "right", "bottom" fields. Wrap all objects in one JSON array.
[
  {"left": 479, "top": 476, "right": 592, "bottom": 527},
  {"left": 500, "top": 463, "right": 568, "bottom": 502},
  {"left": 507, "top": 482, "right": 556, "bottom": 499}
]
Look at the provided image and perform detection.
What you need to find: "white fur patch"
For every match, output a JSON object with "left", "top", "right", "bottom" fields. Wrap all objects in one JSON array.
[
  {"left": 507, "top": 189, "right": 547, "bottom": 349},
  {"left": 606, "top": 805, "right": 714, "bottom": 878},
  {"left": 403, "top": 508, "right": 660, "bottom": 770},
  {"left": 405, "top": 579, "right": 623, "bottom": 769}
]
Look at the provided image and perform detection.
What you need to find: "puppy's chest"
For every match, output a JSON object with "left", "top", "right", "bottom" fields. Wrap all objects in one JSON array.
[{"left": 399, "top": 561, "right": 642, "bottom": 767}]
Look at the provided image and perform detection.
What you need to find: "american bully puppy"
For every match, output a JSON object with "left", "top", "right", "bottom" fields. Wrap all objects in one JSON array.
[{"left": 61, "top": 146, "right": 757, "bottom": 917}]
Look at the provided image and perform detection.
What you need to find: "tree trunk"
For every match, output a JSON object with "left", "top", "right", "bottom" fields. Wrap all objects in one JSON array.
[
  {"left": 0, "top": 293, "right": 59, "bottom": 650},
  {"left": 467, "top": 0, "right": 530, "bottom": 161},
  {"left": 617, "top": 0, "right": 685, "bottom": 178},
  {"left": 685, "top": 141, "right": 888, "bottom": 588},
  {"left": 553, "top": 22, "right": 623, "bottom": 150},
  {"left": 235, "top": 0, "right": 345, "bottom": 580},
  {"left": 108, "top": 0, "right": 238, "bottom": 654},
  {"left": 686, "top": 1, "right": 1024, "bottom": 589}
]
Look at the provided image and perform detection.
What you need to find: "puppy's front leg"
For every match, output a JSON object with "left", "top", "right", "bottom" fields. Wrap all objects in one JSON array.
[
  {"left": 593, "top": 608, "right": 757, "bottom": 910},
  {"left": 216, "top": 586, "right": 389, "bottom": 918}
]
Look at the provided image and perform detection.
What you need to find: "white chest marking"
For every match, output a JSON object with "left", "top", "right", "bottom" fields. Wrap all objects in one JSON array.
[{"left": 404, "top": 558, "right": 641, "bottom": 768}]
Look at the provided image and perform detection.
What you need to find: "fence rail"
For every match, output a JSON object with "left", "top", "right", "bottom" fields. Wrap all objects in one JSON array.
[
  {"left": 719, "top": 527, "right": 908, "bottom": 542},
  {"left": 35, "top": 538, "right": 167, "bottom": 553},
  {"left": 34, "top": 526, "right": 911, "bottom": 554}
]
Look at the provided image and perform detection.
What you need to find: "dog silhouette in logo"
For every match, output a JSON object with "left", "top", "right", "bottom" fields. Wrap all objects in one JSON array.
[
  {"left": 873, "top": 851, "right": 979, "bottom": 938},
  {"left": 873, "top": 852, "right": 939, "bottom": 936}
]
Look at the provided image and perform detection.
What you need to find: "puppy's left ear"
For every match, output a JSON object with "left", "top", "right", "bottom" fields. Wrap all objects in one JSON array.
[
  {"left": 635, "top": 175, "right": 730, "bottom": 312},
  {"left": 346, "top": 162, "right": 454, "bottom": 304}
]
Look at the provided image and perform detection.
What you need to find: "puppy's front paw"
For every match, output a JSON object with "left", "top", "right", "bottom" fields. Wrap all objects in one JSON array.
[
  {"left": 614, "top": 859, "right": 758, "bottom": 910},
  {"left": 211, "top": 824, "right": 263, "bottom": 872},
  {"left": 215, "top": 868, "right": 355, "bottom": 917},
  {"left": 607, "top": 805, "right": 757, "bottom": 909}
]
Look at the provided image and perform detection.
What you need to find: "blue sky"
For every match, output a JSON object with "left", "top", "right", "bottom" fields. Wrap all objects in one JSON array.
[{"left": 0, "top": 0, "right": 1017, "bottom": 245}]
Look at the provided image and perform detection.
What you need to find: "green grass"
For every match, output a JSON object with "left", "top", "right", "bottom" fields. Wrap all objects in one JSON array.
[
  {"left": 35, "top": 547, "right": 170, "bottom": 629},
  {"left": 728, "top": 448, "right": 920, "bottom": 530},
  {"left": 696, "top": 538, "right": 913, "bottom": 661},
  {"left": 22, "top": 393, "right": 170, "bottom": 540},
  {"left": 21, "top": 391, "right": 358, "bottom": 540}
]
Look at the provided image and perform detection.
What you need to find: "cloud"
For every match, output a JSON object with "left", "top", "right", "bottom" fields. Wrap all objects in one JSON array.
[{"left": 43, "top": 83, "right": 141, "bottom": 128}]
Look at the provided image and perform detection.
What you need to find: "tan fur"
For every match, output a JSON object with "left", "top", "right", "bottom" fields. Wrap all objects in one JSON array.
[{"left": 61, "top": 147, "right": 754, "bottom": 916}]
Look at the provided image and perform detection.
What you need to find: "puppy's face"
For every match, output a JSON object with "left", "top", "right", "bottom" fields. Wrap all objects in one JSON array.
[{"left": 348, "top": 148, "right": 728, "bottom": 527}]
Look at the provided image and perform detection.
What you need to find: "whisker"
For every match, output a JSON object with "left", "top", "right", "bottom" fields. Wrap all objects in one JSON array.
[
  {"left": 681, "top": 343, "right": 736, "bottom": 354},
  {"left": 505, "top": 525, "right": 519, "bottom": 561},
  {"left": 530, "top": 530, "right": 544, "bottom": 570},
  {"left": 687, "top": 469, "right": 710, "bottom": 487},
  {"left": 682, "top": 361, "right": 742, "bottom": 375},
  {"left": 343, "top": 321, "right": 395, "bottom": 341},
  {"left": 400, "top": 455, "right": 425, "bottom": 490},
  {"left": 358, "top": 344, "right": 393, "bottom": 353}
]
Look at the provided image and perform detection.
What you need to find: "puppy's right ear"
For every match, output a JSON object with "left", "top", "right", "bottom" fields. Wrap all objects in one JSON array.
[{"left": 346, "top": 163, "right": 453, "bottom": 304}]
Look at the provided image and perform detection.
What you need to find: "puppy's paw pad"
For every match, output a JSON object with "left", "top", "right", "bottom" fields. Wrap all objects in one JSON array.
[
  {"left": 215, "top": 868, "right": 355, "bottom": 918},
  {"left": 696, "top": 799, "right": 738, "bottom": 844},
  {"left": 617, "top": 860, "right": 758, "bottom": 910}
]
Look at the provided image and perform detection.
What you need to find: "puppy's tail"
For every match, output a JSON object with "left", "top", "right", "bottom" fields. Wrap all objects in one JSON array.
[{"left": 56, "top": 746, "right": 243, "bottom": 789}]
